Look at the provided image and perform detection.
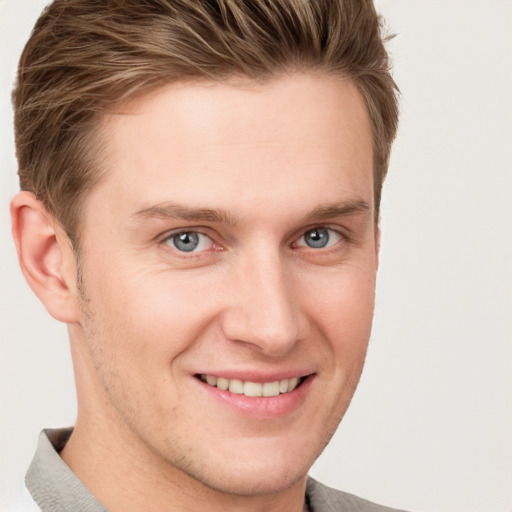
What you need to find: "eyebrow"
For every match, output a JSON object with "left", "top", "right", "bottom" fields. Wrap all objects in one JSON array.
[
  {"left": 132, "top": 199, "right": 371, "bottom": 225},
  {"left": 133, "top": 202, "right": 238, "bottom": 225},
  {"left": 307, "top": 199, "right": 371, "bottom": 220}
]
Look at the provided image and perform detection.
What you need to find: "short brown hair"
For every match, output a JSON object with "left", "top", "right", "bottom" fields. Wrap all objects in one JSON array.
[{"left": 13, "top": 0, "right": 399, "bottom": 244}]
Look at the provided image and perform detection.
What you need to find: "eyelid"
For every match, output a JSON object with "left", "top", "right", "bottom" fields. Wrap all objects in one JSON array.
[
  {"left": 292, "top": 225, "right": 348, "bottom": 249},
  {"left": 159, "top": 227, "right": 218, "bottom": 253},
  {"left": 158, "top": 226, "right": 211, "bottom": 242}
]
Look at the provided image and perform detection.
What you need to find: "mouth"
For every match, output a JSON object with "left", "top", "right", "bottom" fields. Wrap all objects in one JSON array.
[{"left": 195, "top": 374, "right": 307, "bottom": 398}]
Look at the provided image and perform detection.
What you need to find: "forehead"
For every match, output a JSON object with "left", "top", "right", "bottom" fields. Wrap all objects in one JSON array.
[{"left": 87, "top": 73, "right": 374, "bottom": 225}]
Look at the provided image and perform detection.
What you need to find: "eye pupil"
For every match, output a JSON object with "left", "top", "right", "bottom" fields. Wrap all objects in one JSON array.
[
  {"left": 173, "top": 232, "right": 199, "bottom": 252},
  {"left": 304, "top": 228, "right": 329, "bottom": 248}
]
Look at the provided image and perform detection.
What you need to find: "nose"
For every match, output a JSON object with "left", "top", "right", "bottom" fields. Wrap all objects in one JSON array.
[{"left": 220, "top": 248, "right": 309, "bottom": 356}]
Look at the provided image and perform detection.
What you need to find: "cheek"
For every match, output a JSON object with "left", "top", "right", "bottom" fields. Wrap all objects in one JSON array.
[
  {"left": 302, "top": 264, "right": 376, "bottom": 364},
  {"left": 84, "top": 265, "right": 219, "bottom": 366},
  {"left": 306, "top": 265, "right": 376, "bottom": 330}
]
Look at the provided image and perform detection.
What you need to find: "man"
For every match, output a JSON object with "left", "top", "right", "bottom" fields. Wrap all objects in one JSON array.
[{"left": 10, "top": 0, "right": 402, "bottom": 511}]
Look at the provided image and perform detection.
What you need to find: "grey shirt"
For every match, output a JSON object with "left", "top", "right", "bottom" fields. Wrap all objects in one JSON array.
[{"left": 26, "top": 429, "right": 408, "bottom": 512}]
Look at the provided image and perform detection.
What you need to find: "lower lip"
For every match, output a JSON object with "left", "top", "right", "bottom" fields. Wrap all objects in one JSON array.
[{"left": 194, "top": 375, "right": 314, "bottom": 418}]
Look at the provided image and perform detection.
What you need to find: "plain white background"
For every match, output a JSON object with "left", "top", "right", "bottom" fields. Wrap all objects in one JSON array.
[{"left": 1, "top": 1, "right": 511, "bottom": 511}]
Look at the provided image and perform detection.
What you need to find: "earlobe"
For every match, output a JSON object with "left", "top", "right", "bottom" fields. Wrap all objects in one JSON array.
[{"left": 10, "top": 191, "right": 80, "bottom": 323}]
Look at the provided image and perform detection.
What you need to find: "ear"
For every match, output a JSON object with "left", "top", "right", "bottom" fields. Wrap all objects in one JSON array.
[{"left": 10, "top": 191, "right": 80, "bottom": 323}]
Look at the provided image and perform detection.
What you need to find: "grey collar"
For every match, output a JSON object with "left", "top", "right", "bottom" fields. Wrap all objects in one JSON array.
[{"left": 26, "top": 428, "right": 108, "bottom": 512}]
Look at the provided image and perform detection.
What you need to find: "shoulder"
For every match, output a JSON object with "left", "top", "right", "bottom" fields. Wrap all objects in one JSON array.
[{"left": 306, "top": 477, "right": 410, "bottom": 512}]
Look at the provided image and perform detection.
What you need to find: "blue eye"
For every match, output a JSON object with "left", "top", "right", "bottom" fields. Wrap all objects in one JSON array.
[
  {"left": 166, "top": 232, "right": 213, "bottom": 252},
  {"left": 298, "top": 228, "right": 341, "bottom": 249}
]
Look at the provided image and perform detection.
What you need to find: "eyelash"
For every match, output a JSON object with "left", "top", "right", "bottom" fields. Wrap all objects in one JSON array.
[
  {"left": 159, "top": 226, "right": 349, "bottom": 256},
  {"left": 161, "top": 230, "right": 218, "bottom": 255},
  {"left": 293, "top": 227, "right": 345, "bottom": 250}
]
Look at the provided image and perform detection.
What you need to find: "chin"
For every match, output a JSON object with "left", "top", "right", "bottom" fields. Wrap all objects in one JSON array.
[
  {"left": 217, "top": 424, "right": 337, "bottom": 497},
  {"left": 172, "top": 442, "right": 313, "bottom": 498},
  {"left": 198, "top": 462, "right": 308, "bottom": 497}
]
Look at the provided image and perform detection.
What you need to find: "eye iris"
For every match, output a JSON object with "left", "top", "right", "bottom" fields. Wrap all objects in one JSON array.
[
  {"left": 305, "top": 228, "right": 329, "bottom": 248},
  {"left": 173, "top": 232, "right": 199, "bottom": 252}
]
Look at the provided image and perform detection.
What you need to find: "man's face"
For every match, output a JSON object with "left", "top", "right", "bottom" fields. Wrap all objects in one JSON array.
[{"left": 71, "top": 73, "right": 377, "bottom": 496}]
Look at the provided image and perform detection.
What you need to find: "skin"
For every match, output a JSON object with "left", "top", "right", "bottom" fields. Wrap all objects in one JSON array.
[{"left": 11, "top": 72, "right": 378, "bottom": 512}]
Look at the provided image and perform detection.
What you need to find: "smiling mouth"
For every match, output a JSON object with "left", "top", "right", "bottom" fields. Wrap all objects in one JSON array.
[{"left": 196, "top": 374, "right": 307, "bottom": 397}]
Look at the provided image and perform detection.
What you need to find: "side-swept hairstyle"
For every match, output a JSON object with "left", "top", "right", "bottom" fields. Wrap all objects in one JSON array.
[{"left": 13, "top": 0, "right": 399, "bottom": 244}]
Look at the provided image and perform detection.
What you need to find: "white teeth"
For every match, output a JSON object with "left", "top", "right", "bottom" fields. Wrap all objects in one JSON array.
[
  {"left": 217, "top": 377, "right": 229, "bottom": 391},
  {"left": 228, "top": 379, "right": 244, "bottom": 394},
  {"left": 288, "top": 377, "right": 299, "bottom": 391},
  {"left": 262, "top": 381, "right": 280, "bottom": 397},
  {"left": 206, "top": 375, "right": 217, "bottom": 386},
  {"left": 200, "top": 375, "right": 304, "bottom": 397},
  {"left": 243, "top": 381, "right": 262, "bottom": 397}
]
